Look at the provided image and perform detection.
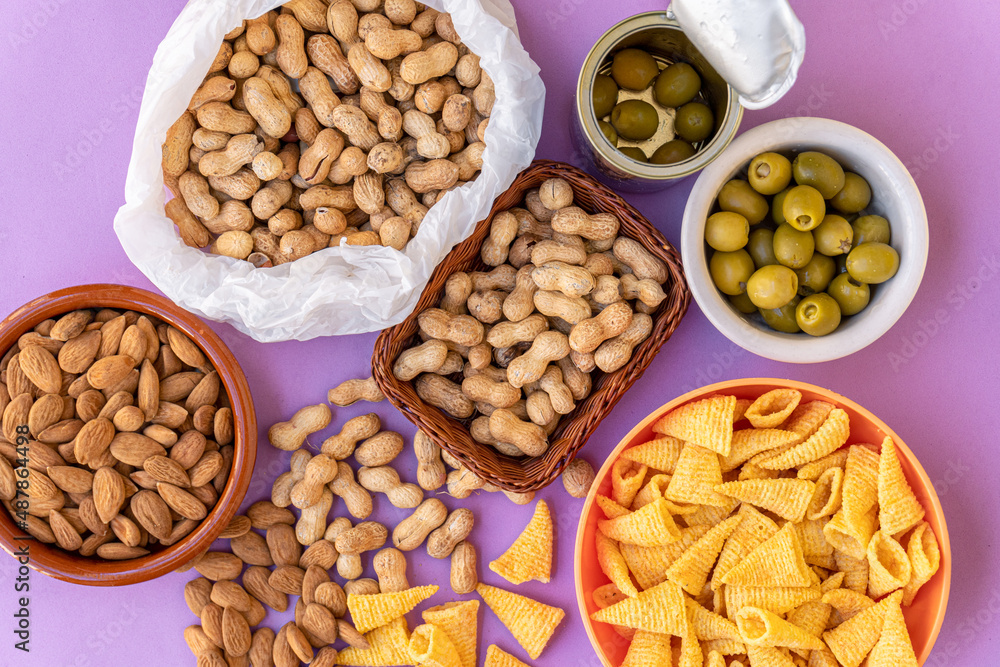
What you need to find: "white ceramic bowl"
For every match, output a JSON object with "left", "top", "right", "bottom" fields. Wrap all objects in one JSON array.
[{"left": 680, "top": 117, "right": 928, "bottom": 363}]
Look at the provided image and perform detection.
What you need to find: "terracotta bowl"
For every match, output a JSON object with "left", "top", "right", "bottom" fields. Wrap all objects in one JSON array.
[
  {"left": 0, "top": 284, "right": 257, "bottom": 585},
  {"left": 574, "top": 378, "right": 950, "bottom": 666}
]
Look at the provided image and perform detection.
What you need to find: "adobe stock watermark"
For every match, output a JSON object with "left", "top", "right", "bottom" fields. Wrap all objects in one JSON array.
[
  {"left": 904, "top": 126, "right": 959, "bottom": 182},
  {"left": 543, "top": 0, "right": 586, "bottom": 26},
  {"left": 886, "top": 253, "right": 999, "bottom": 373},
  {"left": 877, "top": 0, "right": 931, "bottom": 41},
  {"left": 678, "top": 341, "right": 746, "bottom": 395},
  {"left": 923, "top": 587, "right": 1000, "bottom": 666},
  {"left": 6, "top": 0, "right": 74, "bottom": 51}
]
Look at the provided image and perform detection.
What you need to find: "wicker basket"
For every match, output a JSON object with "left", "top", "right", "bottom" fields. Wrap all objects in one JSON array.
[{"left": 372, "top": 160, "right": 691, "bottom": 492}]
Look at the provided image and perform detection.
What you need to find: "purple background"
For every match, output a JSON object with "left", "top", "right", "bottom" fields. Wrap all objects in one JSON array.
[{"left": 0, "top": 0, "right": 997, "bottom": 665}]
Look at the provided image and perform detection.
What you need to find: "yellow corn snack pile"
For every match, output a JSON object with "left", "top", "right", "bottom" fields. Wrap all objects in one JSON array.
[
  {"left": 585, "top": 390, "right": 938, "bottom": 667},
  {"left": 653, "top": 394, "right": 737, "bottom": 455},
  {"left": 483, "top": 645, "right": 531, "bottom": 667},
  {"left": 421, "top": 601, "right": 480, "bottom": 667},
  {"left": 408, "top": 623, "right": 462, "bottom": 667},
  {"left": 476, "top": 584, "right": 564, "bottom": 660},
  {"left": 347, "top": 585, "right": 439, "bottom": 634},
  {"left": 490, "top": 500, "right": 553, "bottom": 585},
  {"left": 337, "top": 617, "right": 412, "bottom": 667}
]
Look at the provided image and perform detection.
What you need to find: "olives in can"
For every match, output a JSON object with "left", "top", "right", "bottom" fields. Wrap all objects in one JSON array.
[
  {"left": 654, "top": 62, "right": 701, "bottom": 107},
  {"left": 610, "top": 48, "right": 660, "bottom": 90}
]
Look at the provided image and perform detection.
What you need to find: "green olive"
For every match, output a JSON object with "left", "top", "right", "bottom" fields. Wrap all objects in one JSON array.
[
  {"left": 654, "top": 62, "right": 701, "bottom": 107},
  {"left": 650, "top": 139, "right": 696, "bottom": 164},
  {"left": 851, "top": 215, "right": 891, "bottom": 247},
  {"left": 771, "top": 188, "right": 791, "bottom": 225},
  {"left": 709, "top": 249, "right": 755, "bottom": 295},
  {"left": 835, "top": 253, "right": 849, "bottom": 275},
  {"left": 747, "top": 228, "right": 779, "bottom": 269},
  {"left": 718, "top": 179, "right": 769, "bottom": 225},
  {"left": 830, "top": 172, "right": 872, "bottom": 214},
  {"left": 792, "top": 151, "right": 846, "bottom": 199},
  {"left": 773, "top": 223, "right": 815, "bottom": 269},
  {"left": 794, "top": 253, "right": 836, "bottom": 296},
  {"left": 675, "top": 102, "right": 714, "bottom": 143},
  {"left": 592, "top": 75, "right": 619, "bottom": 119},
  {"left": 747, "top": 264, "right": 799, "bottom": 309},
  {"left": 599, "top": 120, "right": 619, "bottom": 147},
  {"left": 796, "top": 293, "right": 842, "bottom": 336},
  {"left": 728, "top": 291, "right": 758, "bottom": 314},
  {"left": 748, "top": 152, "right": 792, "bottom": 195},
  {"left": 846, "top": 242, "right": 899, "bottom": 284},
  {"left": 618, "top": 146, "right": 648, "bottom": 162},
  {"left": 812, "top": 214, "right": 854, "bottom": 256},
  {"left": 705, "top": 211, "right": 750, "bottom": 252},
  {"left": 610, "top": 48, "right": 660, "bottom": 91},
  {"left": 827, "top": 272, "right": 871, "bottom": 316},
  {"left": 759, "top": 296, "right": 802, "bottom": 333},
  {"left": 611, "top": 100, "right": 659, "bottom": 141},
  {"left": 782, "top": 184, "right": 826, "bottom": 232}
]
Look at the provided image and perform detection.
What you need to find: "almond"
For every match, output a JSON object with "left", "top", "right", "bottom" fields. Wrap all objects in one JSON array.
[
  {"left": 18, "top": 332, "right": 64, "bottom": 355},
  {"left": 86, "top": 355, "right": 135, "bottom": 390},
  {"left": 186, "top": 371, "right": 221, "bottom": 414},
  {"left": 26, "top": 394, "right": 63, "bottom": 438},
  {"left": 97, "top": 390, "right": 134, "bottom": 421},
  {"left": 200, "top": 603, "right": 225, "bottom": 646},
  {"left": 2, "top": 393, "right": 32, "bottom": 442},
  {"left": 78, "top": 532, "right": 113, "bottom": 556},
  {"left": 189, "top": 483, "right": 219, "bottom": 506},
  {"left": 73, "top": 417, "right": 116, "bottom": 467},
  {"left": 152, "top": 401, "right": 189, "bottom": 429},
  {"left": 284, "top": 621, "right": 313, "bottom": 663},
  {"left": 184, "top": 625, "right": 217, "bottom": 657},
  {"left": 57, "top": 330, "right": 102, "bottom": 374},
  {"left": 22, "top": 514, "right": 56, "bottom": 543},
  {"left": 337, "top": 619, "right": 369, "bottom": 650},
  {"left": 137, "top": 359, "right": 160, "bottom": 422},
  {"left": 185, "top": 577, "right": 214, "bottom": 616},
  {"left": 313, "top": 646, "right": 339, "bottom": 667},
  {"left": 118, "top": 325, "right": 149, "bottom": 365},
  {"left": 212, "top": 445, "right": 232, "bottom": 494},
  {"left": 219, "top": 514, "right": 251, "bottom": 540},
  {"left": 111, "top": 405, "right": 144, "bottom": 432},
  {"left": 163, "top": 517, "right": 200, "bottom": 546},
  {"left": 268, "top": 565, "right": 305, "bottom": 596},
  {"left": 273, "top": 625, "right": 299, "bottom": 667},
  {"left": 196, "top": 648, "right": 227, "bottom": 667},
  {"left": 95, "top": 542, "right": 149, "bottom": 559},
  {"left": 50, "top": 310, "right": 93, "bottom": 342},
  {"left": 129, "top": 470, "right": 158, "bottom": 490},
  {"left": 192, "top": 405, "right": 217, "bottom": 436},
  {"left": 194, "top": 551, "right": 244, "bottom": 581},
  {"left": 266, "top": 524, "right": 302, "bottom": 567},
  {"left": 160, "top": 371, "right": 204, "bottom": 402},
  {"left": 211, "top": 580, "right": 252, "bottom": 613},
  {"left": 46, "top": 465, "right": 94, "bottom": 494},
  {"left": 102, "top": 368, "right": 139, "bottom": 398},
  {"left": 22, "top": 441, "right": 65, "bottom": 473},
  {"left": 166, "top": 431, "right": 205, "bottom": 470},
  {"left": 48, "top": 509, "right": 83, "bottom": 551},
  {"left": 243, "top": 565, "right": 289, "bottom": 613},
  {"left": 214, "top": 407, "right": 235, "bottom": 446},
  {"left": 302, "top": 565, "right": 330, "bottom": 605},
  {"left": 189, "top": 451, "right": 224, "bottom": 487},
  {"left": 97, "top": 316, "right": 126, "bottom": 360},
  {"left": 248, "top": 628, "right": 276, "bottom": 667},
  {"left": 299, "top": 540, "right": 339, "bottom": 571},
  {"left": 93, "top": 466, "right": 126, "bottom": 523},
  {"left": 130, "top": 489, "right": 173, "bottom": 540},
  {"left": 246, "top": 501, "right": 295, "bottom": 530},
  {"left": 74, "top": 390, "right": 106, "bottom": 421},
  {"left": 144, "top": 455, "right": 192, "bottom": 487},
  {"left": 314, "top": 582, "right": 347, "bottom": 617},
  {"left": 6, "top": 355, "right": 38, "bottom": 399},
  {"left": 17, "top": 467, "right": 59, "bottom": 500},
  {"left": 0, "top": 458, "right": 16, "bottom": 501},
  {"left": 222, "top": 605, "right": 251, "bottom": 657},
  {"left": 302, "top": 603, "right": 339, "bottom": 644},
  {"left": 37, "top": 418, "right": 84, "bottom": 445},
  {"left": 168, "top": 326, "right": 208, "bottom": 370},
  {"left": 108, "top": 432, "right": 166, "bottom": 466},
  {"left": 157, "top": 482, "right": 207, "bottom": 520},
  {"left": 230, "top": 531, "right": 274, "bottom": 567},
  {"left": 110, "top": 514, "right": 142, "bottom": 547},
  {"left": 78, "top": 494, "right": 109, "bottom": 536},
  {"left": 142, "top": 423, "right": 177, "bottom": 446}
]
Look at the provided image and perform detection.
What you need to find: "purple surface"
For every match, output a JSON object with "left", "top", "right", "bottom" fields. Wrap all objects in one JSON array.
[{"left": 0, "top": 0, "right": 997, "bottom": 665}]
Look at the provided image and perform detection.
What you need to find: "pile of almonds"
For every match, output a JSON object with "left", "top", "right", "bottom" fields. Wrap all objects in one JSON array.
[
  {"left": 163, "top": 1, "right": 491, "bottom": 264},
  {"left": 0, "top": 308, "right": 233, "bottom": 559}
]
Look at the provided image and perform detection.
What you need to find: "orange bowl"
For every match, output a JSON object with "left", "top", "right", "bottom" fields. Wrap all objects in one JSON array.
[
  {"left": 574, "top": 378, "right": 950, "bottom": 666},
  {"left": 0, "top": 284, "right": 257, "bottom": 585}
]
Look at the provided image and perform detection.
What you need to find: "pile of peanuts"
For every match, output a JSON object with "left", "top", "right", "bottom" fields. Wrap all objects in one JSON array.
[
  {"left": 0, "top": 308, "right": 234, "bottom": 560},
  {"left": 162, "top": 0, "right": 491, "bottom": 264},
  {"left": 393, "top": 177, "right": 670, "bottom": 459}
]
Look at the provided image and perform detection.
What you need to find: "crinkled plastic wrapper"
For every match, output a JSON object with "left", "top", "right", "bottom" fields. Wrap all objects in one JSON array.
[{"left": 114, "top": 0, "right": 544, "bottom": 342}]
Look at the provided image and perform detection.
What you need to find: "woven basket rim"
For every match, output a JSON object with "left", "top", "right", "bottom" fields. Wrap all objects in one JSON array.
[{"left": 373, "top": 159, "right": 691, "bottom": 492}]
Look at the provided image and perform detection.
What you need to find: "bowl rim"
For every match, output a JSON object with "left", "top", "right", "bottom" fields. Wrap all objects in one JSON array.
[
  {"left": 0, "top": 284, "right": 257, "bottom": 586},
  {"left": 574, "top": 377, "right": 951, "bottom": 666},
  {"left": 679, "top": 117, "right": 930, "bottom": 363}
]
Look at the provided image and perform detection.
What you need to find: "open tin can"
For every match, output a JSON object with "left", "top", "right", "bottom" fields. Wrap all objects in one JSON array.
[{"left": 574, "top": 0, "right": 805, "bottom": 192}]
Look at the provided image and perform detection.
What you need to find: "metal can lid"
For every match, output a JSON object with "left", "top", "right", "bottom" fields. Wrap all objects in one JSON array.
[{"left": 669, "top": 0, "right": 805, "bottom": 110}]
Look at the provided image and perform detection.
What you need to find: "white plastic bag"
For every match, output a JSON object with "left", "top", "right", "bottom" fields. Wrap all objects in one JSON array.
[{"left": 114, "top": 0, "right": 544, "bottom": 342}]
